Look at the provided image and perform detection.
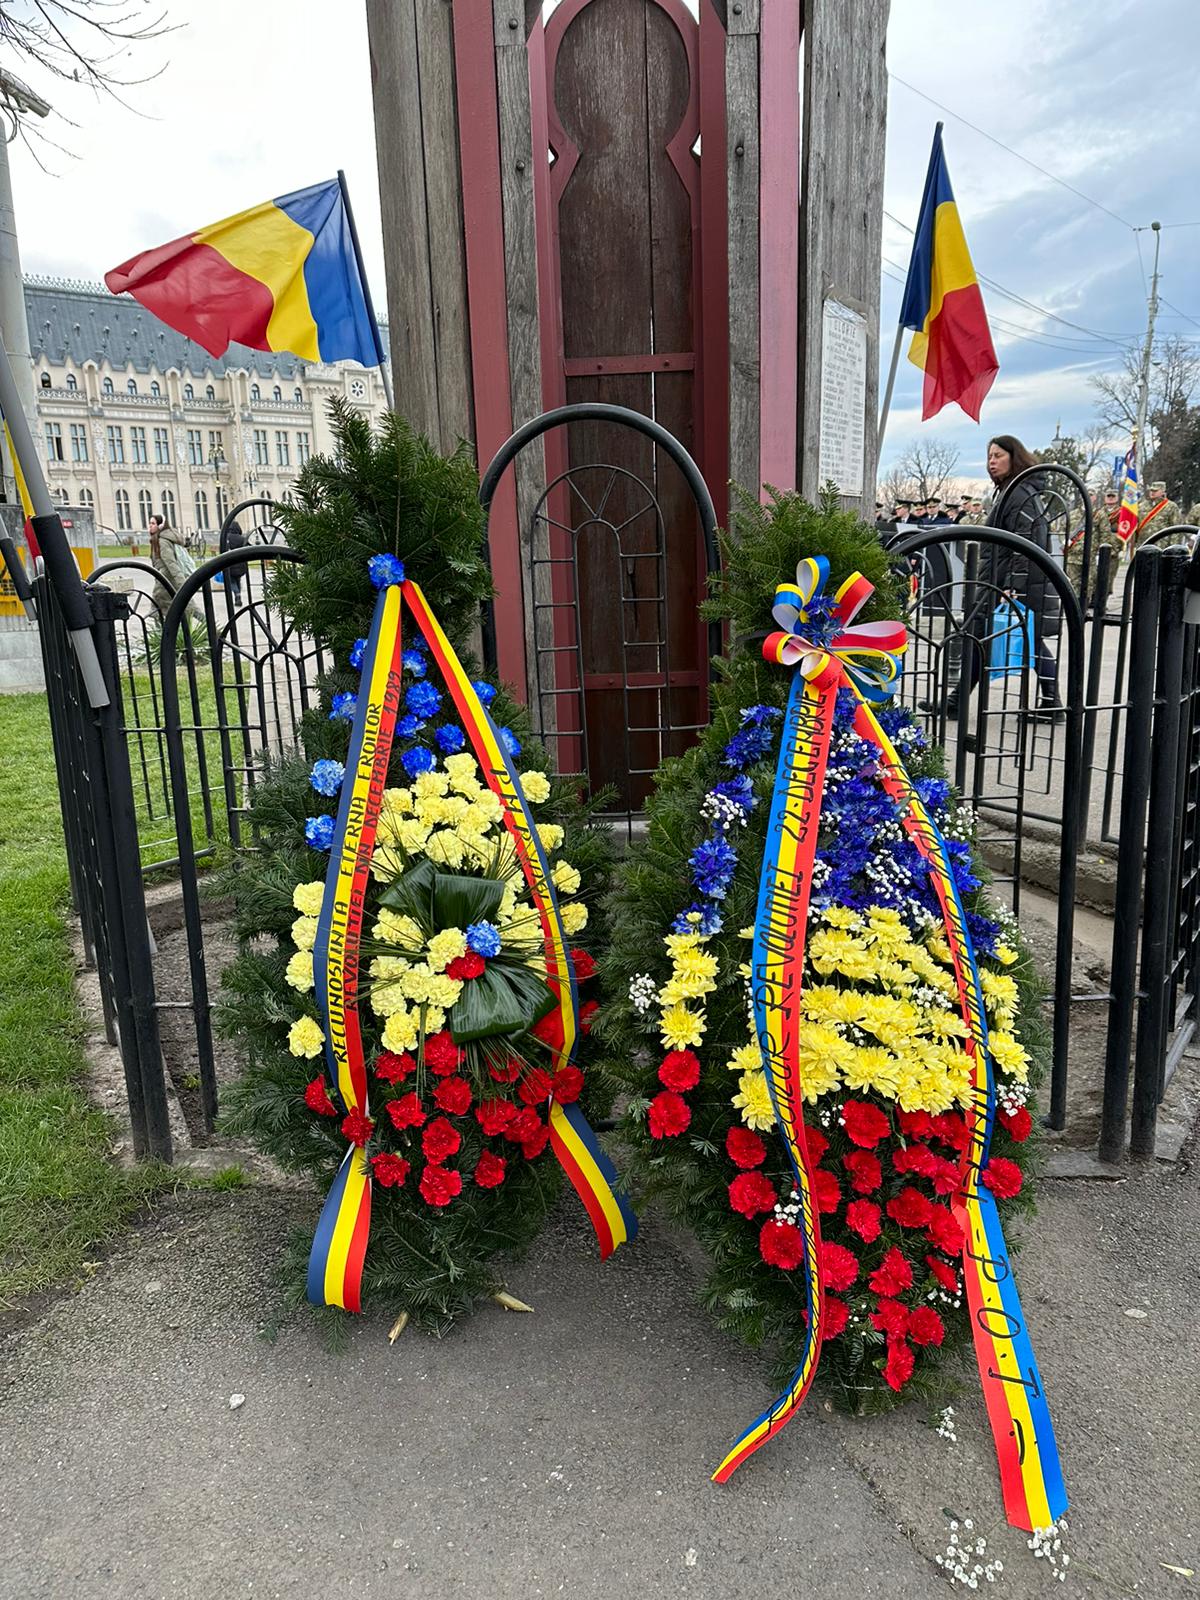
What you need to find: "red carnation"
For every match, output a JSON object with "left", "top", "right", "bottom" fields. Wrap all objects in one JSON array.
[
  {"left": 931, "top": 1112, "right": 971, "bottom": 1152},
  {"left": 759, "top": 1219, "right": 805, "bottom": 1270},
  {"left": 726, "top": 1125, "right": 766, "bottom": 1169},
  {"left": 729, "top": 1170, "right": 777, "bottom": 1218},
  {"left": 929, "top": 1156, "right": 961, "bottom": 1197},
  {"left": 648, "top": 1089, "right": 691, "bottom": 1140},
  {"left": 474, "top": 1150, "right": 507, "bottom": 1189},
  {"left": 821, "top": 1241, "right": 859, "bottom": 1292},
  {"left": 869, "top": 1245, "right": 913, "bottom": 1297},
  {"left": 982, "top": 1156, "right": 1023, "bottom": 1200},
  {"left": 385, "top": 1092, "right": 426, "bottom": 1132},
  {"left": 999, "top": 1105, "right": 1034, "bottom": 1143},
  {"left": 446, "top": 952, "right": 486, "bottom": 981},
  {"left": 341, "top": 1108, "right": 374, "bottom": 1147},
  {"left": 505, "top": 1107, "right": 543, "bottom": 1145},
  {"left": 570, "top": 948, "right": 596, "bottom": 981},
  {"left": 897, "top": 1108, "right": 935, "bottom": 1138},
  {"left": 845, "top": 1199, "right": 882, "bottom": 1243},
  {"left": 520, "top": 1123, "right": 551, "bottom": 1161},
  {"left": 432, "top": 1075, "right": 473, "bottom": 1116},
  {"left": 373, "top": 1050, "right": 416, "bottom": 1084},
  {"left": 887, "top": 1186, "right": 935, "bottom": 1229},
  {"left": 519, "top": 1067, "right": 555, "bottom": 1106},
  {"left": 304, "top": 1076, "right": 336, "bottom": 1117},
  {"left": 551, "top": 1065, "right": 584, "bottom": 1104},
  {"left": 870, "top": 1297, "right": 909, "bottom": 1337},
  {"left": 476, "top": 1097, "right": 517, "bottom": 1137},
  {"left": 813, "top": 1167, "right": 841, "bottom": 1215},
  {"left": 370, "top": 1151, "right": 410, "bottom": 1188},
  {"left": 893, "top": 1142, "right": 938, "bottom": 1178},
  {"left": 423, "top": 1030, "right": 463, "bottom": 1076},
  {"left": 421, "top": 1116, "right": 462, "bottom": 1164},
  {"left": 822, "top": 1296, "right": 850, "bottom": 1340},
  {"left": 842, "top": 1099, "right": 891, "bottom": 1148},
  {"left": 926, "top": 1254, "right": 960, "bottom": 1293},
  {"left": 531, "top": 1010, "right": 565, "bottom": 1049},
  {"left": 803, "top": 1125, "right": 829, "bottom": 1166},
  {"left": 883, "top": 1335, "right": 915, "bottom": 1391},
  {"left": 907, "top": 1305, "right": 946, "bottom": 1347},
  {"left": 843, "top": 1149, "right": 883, "bottom": 1194},
  {"left": 488, "top": 1056, "right": 521, "bottom": 1083},
  {"left": 925, "top": 1205, "right": 965, "bottom": 1256},
  {"left": 419, "top": 1163, "right": 463, "bottom": 1207},
  {"left": 658, "top": 1049, "right": 701, "bottom": 1092},
  {"left": 579, "top": 999, "right": 599, "bottom": 1035}
]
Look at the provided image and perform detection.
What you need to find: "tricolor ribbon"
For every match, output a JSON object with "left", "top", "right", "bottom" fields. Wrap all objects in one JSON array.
[
  {"left": 307, "top": 579, "right": 636, "bottom": 1313},
  {"left": 715, "top": 557, "right": 1066, "bottom": 1530}
]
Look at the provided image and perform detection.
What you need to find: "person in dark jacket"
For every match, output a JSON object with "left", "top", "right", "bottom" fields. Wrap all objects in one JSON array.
[{"left": 218, "top": 517, "right": 248, "bottom": 606}]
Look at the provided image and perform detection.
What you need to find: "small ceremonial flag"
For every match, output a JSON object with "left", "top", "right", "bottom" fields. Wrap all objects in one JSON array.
[
  {"left": 1117, "top": 447, "right": 1139, "bottom": 544},
  {"left": 899, "top": 125, "right": 999, "bottom": 422},
  {"left": 105, "top": 178, "right": 380, "bottom": 368}
]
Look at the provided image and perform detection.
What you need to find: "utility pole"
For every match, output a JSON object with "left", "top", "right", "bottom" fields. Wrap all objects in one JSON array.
[
  {"left": 1133, "top": 220, "right": 1162, "bottom": 491},
  {"left": 0, "top": 71, "right": 49, "bottom": 505}
]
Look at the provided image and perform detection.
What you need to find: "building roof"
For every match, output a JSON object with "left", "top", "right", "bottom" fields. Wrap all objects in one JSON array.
[{"left": 24, "top": 275, "right": 390, "bottom": 380}]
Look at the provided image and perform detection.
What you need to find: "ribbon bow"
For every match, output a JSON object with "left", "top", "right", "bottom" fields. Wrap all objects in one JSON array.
[{"left": 762, "top": 555, "right": 907, "bottom": 702}]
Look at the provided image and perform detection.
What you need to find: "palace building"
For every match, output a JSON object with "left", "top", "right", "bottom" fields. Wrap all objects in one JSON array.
[{"left": 23, "top": 275, "right": 390, "bottom": 543}]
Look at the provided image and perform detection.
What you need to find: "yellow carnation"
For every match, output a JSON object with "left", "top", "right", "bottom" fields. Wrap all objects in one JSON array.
[
  {"left": 537, "top": 823, "right": 565, "bottom": 853},
  {"left": 287, "top": 1015, "right": 324, "bottom": 1058},
  {"left": 399, "top": 965, "right": 436, "bottom": 1003},
  {"left": 369, "top": 955, "right": 410, "bottom": 978},
  {"left": 413, "top": 769, "right": 450, "bottom": 799},
  {"left": 370, "top": 980, "right": 408, "bottom": 1016},
  {"left": 425, "top": 829, "right": 466, "bottom": 868},
  {"left": 285, "top": 950, "right": 314, "bottom": 993},
  {"left": 416, "top": 795, "right": 450, "bottom": 827},
  {"left": 292, "top": 880, "right": 325, "bottom": 917},
  {"left": 733, "top": 1069, "right": 776, "bottom": 1131},
  {"left": 552, "top": 859, "right": 581, "bottom": 897},
  {"left": 660, "top": 1001, "right": 704, "bottom": 1050},
  {"left": 375, "top": 909, "right": 423, "bottom": 948},
  {"left": 381, "top": 785, "right": 414, "bottom": 815},
  {"left": 471, "top": 791, "right": 503, "bottom": 827},
  {"left": 291, "top": 915, "right": 318, "bottom": 952},
  {"left": 394, "top": 818, "right": 432, "bottom": 854},
  {"left": 561, "top": 900, "right": 588, "bottom": 935},
  {"left": 427, "top": 928, "right": 467, "bottom": 970},
  {"left": 725, "top": 1042, "right": 762, "bottom": 1074},
  {"left": 521, "top": 769, "right": 552, "bottom": 804},
  {"left": 443, "top": 753, "right": 480, "bottom": 792},
  {"left": 382, "top": 1007, "right": 420, "bottom": 1053},
  {"left": 425, "top": 973, "right": 464, "bottom": 1010}
]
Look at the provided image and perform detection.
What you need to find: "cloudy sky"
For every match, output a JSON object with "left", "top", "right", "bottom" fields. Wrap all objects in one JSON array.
[{"left": 9, "top": 0, "right": 1199, "bottom": 486}]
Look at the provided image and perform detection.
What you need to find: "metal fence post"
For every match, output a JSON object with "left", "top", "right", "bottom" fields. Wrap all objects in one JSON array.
[
  {"left": 1130, "top": 548, "right": 1188, "bottom": 1154},
  {"left": 1100, "top": 547, "right": 1161, "bottom": 1163}
]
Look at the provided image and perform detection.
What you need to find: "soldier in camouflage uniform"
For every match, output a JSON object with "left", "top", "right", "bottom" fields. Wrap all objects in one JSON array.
[
  {"left": 1065, "top": 489, "right": 1122, "bottom": 610},
  {"left": 1134, "top": 480, "right": 1183, "bottom": 549}
]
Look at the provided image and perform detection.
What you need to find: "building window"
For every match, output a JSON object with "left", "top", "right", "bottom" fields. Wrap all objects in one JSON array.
[
  {"left": 293, "top": 387, "right": 302, "bottom": 403},
  {"left": 273, "top": 385, "right": 282, "bottom": 402},
  {"left": 274, "top": 430, "right": 290, "bottom": 467},
  {"left": 296, "top": 430, "right": 311, "bottom": 465},
  {"left": 53, "top": 485, "right": 69, "bottom": 504},
  {"left": 44, "top": 421, "right": 65, "bottom": 461},
  {"left": 150, "top": 380, "right": 161, "bottom": 398},
  {"left": 66, "top": 373, "right": 78, "bottom": 392},
  {"left": 79, "top": 487, "right": 93, "bottom": 510},
  {"left": 130, "top": 425, "right": 148, "bottom": 465},
  {"left": 207, "top": 429, "right": 225, "bottom": 461},
  {"left": 253, "top": 428, "right": 269, "bottom": 466},
  {"left": 106, "top": 425, "right": 125, "bottom": 465},
  {"left": 216, "top": 485, "right": 228, "bottom": 525},
  {"left": 102, "top": 377, "right": 114, "bottom": 395},
  {"left": 115, "top": 487, "right": 131, "bottom": 532},
  {"left": 161, "top": 488, "right": 176, "bottom": 526},
  {"left": 187, "top": 429, "right": 204, "bottom": 467},
  {"left": 40, "top": 371, "right": 51, "bottom": 389},
  {"left": 153, "top": 427, "right": 170, "bottom": 465},
  {"left": 70, "top": 423, "right": 89, "bottom": 463},
  {"left": 137, "top": 487, "right": 154, "bottom": 528},
  {"left": 250, "top": 383, "right": 261, "bottom": 402},
  {"left": 206, "top": 384, "right": 215, "bottom": 400},
  {"left": 194, "top": 488, "right": 210, "bottom": 531},
  {"left": 127, "top": 378, "right": 137, "bottom": 395},
  {"left": 184, "top": 383, "right": 194, "bottom": 401}
]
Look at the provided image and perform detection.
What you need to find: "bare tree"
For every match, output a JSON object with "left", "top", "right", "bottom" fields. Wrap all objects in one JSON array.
[
  {"left": 891, "top": 437, "right": 961, "bottom": 502},
  {"left": 1091, "top": 335, "right": 1200, "bottom": 441}
]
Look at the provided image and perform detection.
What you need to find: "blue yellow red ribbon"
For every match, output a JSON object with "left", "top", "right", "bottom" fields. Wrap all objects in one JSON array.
[{"left": 307, "top": 583, "right": 405, "bottom": 1311}]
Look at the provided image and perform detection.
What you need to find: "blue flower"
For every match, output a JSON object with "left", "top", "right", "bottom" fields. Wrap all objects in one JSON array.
[
  {"left": 722, "top": 722, "right": 776, "bottom": 768},
  {"left": 397, "top": 713, "right": 425, "bottom": 739},
  {"left": 915, "top": 776, "right": 951, "bottom": 814},
  {"left": 711, "top": 774, "right": 755, "bottom": 815},
  {"left": 401, "top": 745, "right": 436, "bottom": 777},
  {"left": 305, "top": 815, "right": 336, "bottom": 851},
  {"left": 472, "top": 679, "right": 497, "bottom": 707},
  {"left": 671, "top": 902, "right": 723, "bottom": 937},
  {"left": 368, "top": 552, "right": 406, "bottom": 589},
  {"left": 435, "top": 724, "right": 466, "bottom": 754},
  {"left": 967, "top": 911, "right": 1000, "bottom": 956},
  {"left": 466, "top": 921, "right": 502, "bottom": 959},
  {"left": 739, "top": 703, "right": 782, "bottom": 729},
  {"left": 405, "top": 680, "right": 442, "bottom": 720},
  {"left": 310, "top": 759, "right": 345, "bottom": 798},
  {"left": 798, "top": 592, "right": 839, "bottom": 646},
  {"left": 499, "top": 726, "right": 521, "bottom": 758},
  {"left": 348, "top": 637, "right": 367, "bottom": 671},
  {"left": 401, "top": 649, "right": 426, "bottom": 679},
  {"left": 329, "top": 691, "right": 358, "bottom": 722},
  {"left": 690, "top": 833, "right": 737, "bottom": 899}
]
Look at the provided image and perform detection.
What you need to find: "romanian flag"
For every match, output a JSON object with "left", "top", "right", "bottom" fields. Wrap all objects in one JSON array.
[
  {"left": 1117, "top": 448, "right": 1139, "bottom": 544},
  {"left": 105, "top": 179, "right": 379, "bottom": 367},
  {"left": 899, "top": 126, "right": 998, "bottom": 422}
]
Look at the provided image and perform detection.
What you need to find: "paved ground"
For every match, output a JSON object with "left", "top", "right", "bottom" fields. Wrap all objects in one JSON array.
[{"left": 2, "top": 1147, "right": 1197, "bottom": 1600}]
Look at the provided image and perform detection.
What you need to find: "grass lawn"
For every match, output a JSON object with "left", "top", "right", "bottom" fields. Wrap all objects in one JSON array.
[{"left": 0, "top": 692, "right": 166, "bottom": 1308}]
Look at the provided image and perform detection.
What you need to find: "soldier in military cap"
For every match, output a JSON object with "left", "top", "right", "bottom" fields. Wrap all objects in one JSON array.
[{"left": 1135, "top": 479, "right": 1183, "bottom": 548}]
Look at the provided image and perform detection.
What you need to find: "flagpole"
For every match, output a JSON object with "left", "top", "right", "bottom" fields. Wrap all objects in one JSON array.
[
  {"left": 337, "top": 169, "right": 393, "bottom": 411},
  {"left": 878, "top": 122, "right": 947, "bottom": 463},
  {"left": 877, "top": 324, "right": 905, "bottom": 457}
]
